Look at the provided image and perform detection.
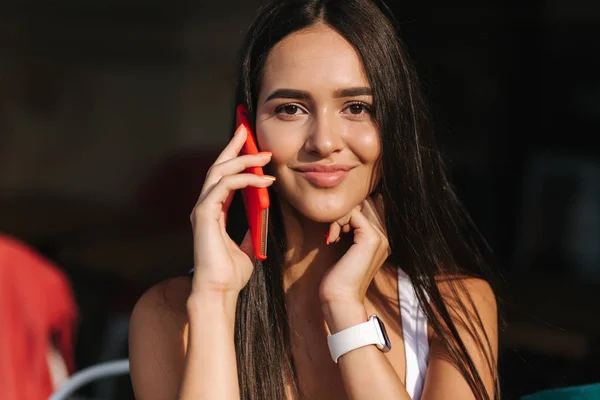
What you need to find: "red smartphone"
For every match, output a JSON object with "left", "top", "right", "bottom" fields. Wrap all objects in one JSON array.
[{"left": 236, "top": 104, "right": 270, "bottom": 261}]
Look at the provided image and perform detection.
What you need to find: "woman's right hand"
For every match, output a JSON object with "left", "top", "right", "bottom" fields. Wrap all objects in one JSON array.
[{"left": 189, "top": 123, "right": 275, "bottom": 297}]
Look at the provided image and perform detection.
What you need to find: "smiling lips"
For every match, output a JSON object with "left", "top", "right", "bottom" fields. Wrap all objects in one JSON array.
[{"left": 292, "top": 164, "right": 356, "bottom": 188}]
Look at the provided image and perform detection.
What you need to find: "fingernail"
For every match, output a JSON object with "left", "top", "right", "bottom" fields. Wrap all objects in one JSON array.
[
  {"left": 235, "top": 124, "right": 247, "bottom": 135},
  {"left": 258, "top": 151, "right": 272, "bottom": 157},
  {"left": 263, "top": 175, "right": 276, "bottom": 181},
  {"left": 325, "top": 232, "right": 330, "bottom": 245}
]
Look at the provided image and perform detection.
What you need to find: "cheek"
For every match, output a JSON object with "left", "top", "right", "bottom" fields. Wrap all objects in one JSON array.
[
  {"left": 348, "top": 127, "right": 381, "bottom": 193},
  {"left": 256, "top": 122, "right": 305, "bottom": 166},
  {"left": 349, "top": 127, "right": 381, "bottom": 163}
]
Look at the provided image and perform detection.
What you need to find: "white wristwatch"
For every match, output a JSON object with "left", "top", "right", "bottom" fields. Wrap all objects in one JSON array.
[{"left": 327, "top": 314, "right": 392, "bottom": 363}]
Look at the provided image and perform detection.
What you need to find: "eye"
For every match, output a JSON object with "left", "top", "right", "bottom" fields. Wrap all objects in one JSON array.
[
  {"left": 275, "top": 104, "right": 305, "bottom": 116},
  {"left": 343, "top": 102, "right": 372, "bottom": 116}
]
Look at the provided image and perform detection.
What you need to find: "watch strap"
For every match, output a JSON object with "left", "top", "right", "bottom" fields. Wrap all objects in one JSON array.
[{"left": 327, "top": 315, "right": 383, "bottom": 363}]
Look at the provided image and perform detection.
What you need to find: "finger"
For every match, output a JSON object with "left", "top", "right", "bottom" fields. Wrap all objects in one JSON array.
[
  {"left": 361, "top": 199, "right": 386, "bottom": 232},
  {"left": 360, "top": 200, "right": 390, "bottom": 256},
  {"left": 214, "top": 153, "right": 272, "bottom": 177},
  {"left": 200, "top": 173, "right": 275, "bottom": 219},
  {"left": 327, "top": 222, "right": 341, "bottom": 245},
  {"left": 344, "top": 206, "right": 379, "bottom": 242},
  {"left": 335, "top": 211, "right": 353, "bottom": 227},
  {"left": 212, "top": 124, "right": 248, "bottom": 165},
  {"left": 200, "top": 152, "right": 272, "bottom": 198},
  {"left": 330, "top": 204, "right": 361, "bottom": 243}
]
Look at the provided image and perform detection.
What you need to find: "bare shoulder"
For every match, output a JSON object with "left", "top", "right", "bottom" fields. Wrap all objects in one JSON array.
[
  {"left": 422, "top": 276, "right": 498, "bottom": 399},
  {"left": 436, "top": 276, "right": 497, "bottom": 322},
  {"left": 131, "top": 276, "right": 192, "bottom": 323},
  {"left": 128, "top": 276, "right": 192, "bottom": 400},
  {"left": 433, "top": 276, "right": 498, "bottom": 348}
]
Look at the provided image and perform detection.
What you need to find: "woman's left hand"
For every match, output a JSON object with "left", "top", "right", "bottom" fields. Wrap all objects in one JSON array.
[{"left": 319, "top": 195, "right": 391, "bottom": 310}]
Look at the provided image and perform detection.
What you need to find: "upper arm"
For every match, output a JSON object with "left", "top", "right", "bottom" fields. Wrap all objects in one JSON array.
[
  {"left": 421, "top": 278, "right": 498, "bottom": 400},
  {"left": 128, "top": 277, "right": 192, "bottom": 400}
]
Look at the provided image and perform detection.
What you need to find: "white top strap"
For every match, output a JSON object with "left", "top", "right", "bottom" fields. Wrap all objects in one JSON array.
[{"left": 398, "top": 269, "right": 429, "bottom": 400}]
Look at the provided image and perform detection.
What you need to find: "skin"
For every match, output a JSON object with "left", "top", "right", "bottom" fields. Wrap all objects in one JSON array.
[{"left": 129, "top": 24, "right": 498, "bottom": 400}]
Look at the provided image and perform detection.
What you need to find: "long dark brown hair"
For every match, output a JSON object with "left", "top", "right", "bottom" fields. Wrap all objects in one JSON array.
[{"left": 225, "top": 0, "right": 499, "bottom": 398}]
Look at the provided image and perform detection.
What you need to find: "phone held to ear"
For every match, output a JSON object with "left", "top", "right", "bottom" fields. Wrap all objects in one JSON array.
[{"left": 236, "top": 104, "right": 270, "bottom": 261}]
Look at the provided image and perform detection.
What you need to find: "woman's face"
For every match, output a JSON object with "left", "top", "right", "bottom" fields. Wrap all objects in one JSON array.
[{"left": 255, "top": 24, "right": 381, "bottom": 223}]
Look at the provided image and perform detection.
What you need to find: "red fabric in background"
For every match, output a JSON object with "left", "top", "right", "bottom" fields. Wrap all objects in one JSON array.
[{"left": 0, "top": 234, "right": 78, "bottom": 400}]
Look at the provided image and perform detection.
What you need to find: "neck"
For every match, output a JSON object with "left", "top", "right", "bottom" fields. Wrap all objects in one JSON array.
[{"left": 279, "top": 202, "right": 349, "bottom": 300}]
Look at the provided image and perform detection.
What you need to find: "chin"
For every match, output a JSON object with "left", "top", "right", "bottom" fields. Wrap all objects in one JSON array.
[
  {"left": 285, "top": 190, "right": 361, "bottom": 223},
  {"left": 298, "top": 209, "right": 348, "bottom": 223}
]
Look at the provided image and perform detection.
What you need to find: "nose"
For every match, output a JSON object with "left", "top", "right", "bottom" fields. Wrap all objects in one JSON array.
[{"left": 303, "top": 110, "right": 344, "bottom": 157}]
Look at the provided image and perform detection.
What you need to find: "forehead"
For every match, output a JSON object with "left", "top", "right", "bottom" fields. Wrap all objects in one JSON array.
[{"left": 261, "top": 24, "right": 369, "bottom": 92}]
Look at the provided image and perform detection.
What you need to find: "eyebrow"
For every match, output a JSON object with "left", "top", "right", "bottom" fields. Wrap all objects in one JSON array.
[
  {"left": 264, "top": 86, "right": 372, "bottom": 103},
  {"left": 265, "top": 89, "right": 310, "bottom": 102},
  {"left": 333, "top": 87, "right": 372, "bottom": 97}
]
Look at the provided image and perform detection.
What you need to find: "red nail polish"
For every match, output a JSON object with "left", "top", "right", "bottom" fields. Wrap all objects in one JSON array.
[{"left": 325, "top": 232, "right": 330, "bottom": 245}]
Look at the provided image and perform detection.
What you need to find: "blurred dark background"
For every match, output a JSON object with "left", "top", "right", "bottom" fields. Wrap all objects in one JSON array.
[{"left": 1, "top": 0, "right": 599, "bottom": 399}]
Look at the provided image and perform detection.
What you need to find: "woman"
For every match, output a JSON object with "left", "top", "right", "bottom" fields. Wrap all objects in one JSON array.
[{"left": 129, "top": 0, "right": 499, "bottom": 399}]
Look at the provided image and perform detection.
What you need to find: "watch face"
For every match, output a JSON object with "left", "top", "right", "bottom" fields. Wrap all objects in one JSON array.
[{"left": 373, "top": 315, "right": 392, "bottom": 352}]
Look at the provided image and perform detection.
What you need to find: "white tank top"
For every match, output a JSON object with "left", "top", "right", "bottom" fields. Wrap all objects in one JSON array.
[{"left": 398, "top": 269, "right": 430, "bottom": 399}]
